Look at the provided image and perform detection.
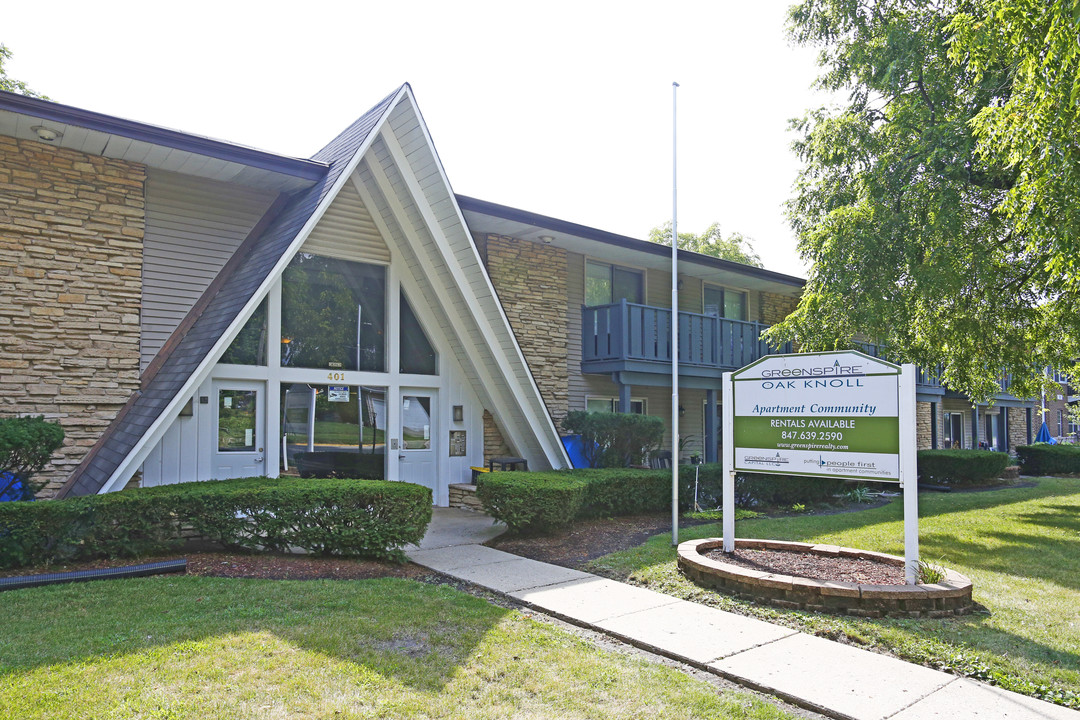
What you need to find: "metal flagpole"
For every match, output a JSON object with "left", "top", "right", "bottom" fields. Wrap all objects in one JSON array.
[{"left": 671, "top": 81, "right": 680, "bottom": 547}]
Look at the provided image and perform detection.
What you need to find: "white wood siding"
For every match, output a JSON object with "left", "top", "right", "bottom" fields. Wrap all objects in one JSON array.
[
  {"left": 299, "top": 185, "right": 391, "bottom": 264},
  {"left": 141, "top": 171, "right": 277, "bottom": 369}
]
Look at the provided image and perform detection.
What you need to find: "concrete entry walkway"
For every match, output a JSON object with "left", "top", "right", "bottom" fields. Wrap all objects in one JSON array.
[
  {"left": 408, "top": 511, "right": 1078, "bottom": 720},
  {"left": 410, "top": 507, "right": 507, "bottom": 550}
]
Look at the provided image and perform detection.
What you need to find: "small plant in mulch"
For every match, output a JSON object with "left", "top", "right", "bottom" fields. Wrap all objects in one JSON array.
[
  {"left": 843, "top": 485, "right": 874, "bottom": 504},
  {"left": 917, "top": 559, "right": 947, "bottom": 584}
]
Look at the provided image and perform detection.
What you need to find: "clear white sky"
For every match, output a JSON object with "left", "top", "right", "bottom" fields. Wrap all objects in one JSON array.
[{"left": 3, "top": 1, "right": 831, "bottom": 278}]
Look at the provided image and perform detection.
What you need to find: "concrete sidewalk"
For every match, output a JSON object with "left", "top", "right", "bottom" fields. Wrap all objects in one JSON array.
[{"left": 408, "top": 510, "right": 1078, "bottom": 720}]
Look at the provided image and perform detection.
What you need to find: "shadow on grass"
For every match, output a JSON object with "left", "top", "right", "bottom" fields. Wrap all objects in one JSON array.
[
  {"left": 0, "top": 575, "right": 507, "bottom": 694},
  {"left": 586, "top": 478, "right": 1080, "bottom": 689}
]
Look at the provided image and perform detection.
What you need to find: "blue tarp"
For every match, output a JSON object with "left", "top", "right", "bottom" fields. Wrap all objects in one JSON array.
[
  {"left": 0, "top": 471, "right": 28, "bottom": 502},
  {"left": 1034, "top": 421, "right": 1058, "bottom": 444},
  {"left": 561, "top": 434, "right": 592, "bottom": 469}
]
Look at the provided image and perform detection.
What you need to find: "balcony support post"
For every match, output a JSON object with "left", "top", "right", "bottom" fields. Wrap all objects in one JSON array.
[
  {"left": 616, "top": 374, "right": 632, "bottom": 414},
  {"left": 930, "top": 402, "right": 938, "bottom": 449},
  {"left": 705, "top": 389, "right": 717, "bottom": 464}
]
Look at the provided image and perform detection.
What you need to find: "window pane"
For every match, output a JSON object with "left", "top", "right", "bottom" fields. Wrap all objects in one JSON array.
[
  {"left": 220, "top": 298, "right": 267, "bottom": 366},
  {"left": 399, "top": 293, "right": 437, "bottom": 375},
  {"left": 703, "top": 286, "right": 723, "bottom": 317},
  {"left": 586, "top": 398, "right": 612, "bottom": 413},
  {"left": 218, "top": 390, "right": 256, "bottom": 452},
  {"left": 585, "top": 261, "right": 611, "bottom": 306},
  {"left": 401, "top": 395, "right": 432, "bottom": 450},
  {"left": 282, "top": 383, "right": 385, "bottom": 479},
  {"left": 724, "top": 291, "right": 747, "bottom": 321},
  {"left": 280, "top": 253, "right": 386, "bottom": 372},
  {"left": 612, "top": 267, "right": 643, "bottom": 304}
]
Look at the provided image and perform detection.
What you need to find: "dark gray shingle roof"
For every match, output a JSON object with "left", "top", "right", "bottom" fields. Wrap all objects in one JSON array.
[{"left": 58, "top": 86, "right": 403, "bottom": 497}]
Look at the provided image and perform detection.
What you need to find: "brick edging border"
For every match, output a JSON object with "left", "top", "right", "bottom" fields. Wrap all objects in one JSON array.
[{"left": 677, "top": 538, "right": 973, "bottom": 618}]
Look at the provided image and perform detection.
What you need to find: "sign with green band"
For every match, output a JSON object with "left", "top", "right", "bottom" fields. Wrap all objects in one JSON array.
[
  {"left": 730, "top": 351, "right": 903, "bottom": 482},
  {"left": 733, "top": 416, "right": 900, "bottom": 455}
]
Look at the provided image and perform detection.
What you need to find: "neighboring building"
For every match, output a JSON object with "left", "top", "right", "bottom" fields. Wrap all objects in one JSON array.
[{"left": 0, "top": 86, "right": 1039, "bottom": 504}]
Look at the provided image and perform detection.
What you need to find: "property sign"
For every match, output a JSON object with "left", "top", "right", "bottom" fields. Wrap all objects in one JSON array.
[
  {"left": 721, "top": 350, "right": 919, "bottom": 581},
  {"left": 731, "top": 351, "right": 903, "bottom": 482}
]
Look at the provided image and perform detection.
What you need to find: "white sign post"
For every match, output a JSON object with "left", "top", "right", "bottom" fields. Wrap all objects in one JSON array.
[{"left": 722, "top": 351, "right": 920, "bottom": 584}]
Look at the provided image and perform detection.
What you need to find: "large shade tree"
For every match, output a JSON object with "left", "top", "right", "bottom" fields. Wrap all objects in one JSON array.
[
  {"left": 0, "top": 44, "right": 46, "bottom": 98},
  {"left": 767, "top": 0, "right": 1080, "bottom": 402},
  {"left": 649, "top": 222, "right": 763, "bottom": 267}
]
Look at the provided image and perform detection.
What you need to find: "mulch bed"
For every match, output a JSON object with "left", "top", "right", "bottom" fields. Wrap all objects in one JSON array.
[
  {"left": 488, "top": 513, "right": 704, "bottom": 567},
  {"left": 703, "top": 547, "right": 905, "bottom": 585}
]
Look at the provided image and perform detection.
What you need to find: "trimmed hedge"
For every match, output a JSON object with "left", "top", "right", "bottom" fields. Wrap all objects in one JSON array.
[
  {"left": 734, "top": 472, "right": 846, "bottom": 507},
  {"left": 0, "top": 476, "right": 431, "bottom": 569},
  {"left": 917, "top": 449, "right": 1011, "bottom": 485},
  {"left": 683, "top": 465, "right": 844, "bottom": 508},
  {"left": 1015, "top": 444, "right": 1080, "bottom": 475},
  {"left": 477, "top": 465, "right": 847, "bottom": 533},
  {"left": 475, "top": 472, "right": 588, "bottom": 534}
]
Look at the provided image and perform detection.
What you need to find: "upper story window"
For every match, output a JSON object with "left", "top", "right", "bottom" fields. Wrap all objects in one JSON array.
[
  {"left": 280, "top": 253, "right": 386, "bottom": 372},
  {"left": 585, "top": 260, "right": 643, "bottom": 307},
  {"left": 399, "top": 291, "right": 437, "bottom": 375},
  {"left": 703, "top": 284, "right": 747, "bottom": 321},
  {"left": 220, "top": 297, "right": 267, "bottom": 366}
]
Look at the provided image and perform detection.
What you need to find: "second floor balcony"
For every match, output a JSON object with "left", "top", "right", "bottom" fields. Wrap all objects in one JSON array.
[
  {"left": 581, "top": 300, "right": 946, "bottom": 395},
  {"left": 581, "top": 300, "right": 791, "bottom": 384}
]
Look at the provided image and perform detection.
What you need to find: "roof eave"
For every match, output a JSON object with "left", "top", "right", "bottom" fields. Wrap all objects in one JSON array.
[
  {"left": 456, "top": 194, "right": 806, "bottom": 288},
  {"left": 0, "top": 89, "right": 327, "bottom": 181}
]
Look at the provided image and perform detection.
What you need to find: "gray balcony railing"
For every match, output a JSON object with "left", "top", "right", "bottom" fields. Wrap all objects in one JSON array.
[
  {"left": 582, "top": 300, "right": 791, "bottom": 372},
  {"left": 582, "top": 302, "right": 946, "bottom": 392}
]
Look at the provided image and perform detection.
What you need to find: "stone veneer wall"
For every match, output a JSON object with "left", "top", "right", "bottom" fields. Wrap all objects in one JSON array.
[
  {"left": 0, "top": 136, "right": 146, "bottom": 496},
  {"left": 760, "top": 291, "right": 800, "bottom": 326},
  {"left": 482, "top": 410, "right": 512, "bottom": 465},
  {"left": 475, "top": 234, "right": 569, "bottom": 428},
  {"left": 916, "top": 401, "right": 932, "bottom": 450},
  {"left": 1007, "top": 407, "right": 1029, "bottom": 451}
]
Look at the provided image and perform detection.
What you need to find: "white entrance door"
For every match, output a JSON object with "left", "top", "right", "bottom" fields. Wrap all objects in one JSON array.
[
  {"left": 213, "top": 380, "right": 265, "bottom": 479},
  {"left": 399, "top": 391, "right": 436, "bottom": 495}
]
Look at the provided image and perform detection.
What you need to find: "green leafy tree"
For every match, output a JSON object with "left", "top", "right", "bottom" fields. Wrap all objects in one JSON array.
[
  {"left": 0, "top": 44, "right": 46, "bottom": 99},
  {"left": 648, "top": 222, "right": 762, "bottom": 267},
  {"left": 0, "top": 415, "right": 64, "bottom": 499},
  {"left": 765, "top": 0, "right": 1080, "bottom": 402}
]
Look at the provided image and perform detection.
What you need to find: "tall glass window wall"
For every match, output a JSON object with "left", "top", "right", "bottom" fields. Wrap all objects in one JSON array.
[
  {"left": 220, "top": 298, "right": 268, "bottom": 365},
  {"left": 282, "top": 383, "right": 386, "bottom": 479},
  {"left": 280, "top": 254, "right": 386, "bottom": 372},
  {"left": 399, "top": 292, "right": 437, "bottom": 375}
]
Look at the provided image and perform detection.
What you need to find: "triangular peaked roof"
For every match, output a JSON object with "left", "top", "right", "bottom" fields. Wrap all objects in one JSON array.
[{"left": 59, "top": 84, "right": 568, "bottom": 496}]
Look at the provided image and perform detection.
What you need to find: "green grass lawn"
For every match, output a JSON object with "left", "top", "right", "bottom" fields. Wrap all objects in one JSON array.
[
  {"left": 0, "top": 576, "right": 798, "bottom": 720},
  {"left": 587, "top": 477, "right": 1080, "bottom": 709}
]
